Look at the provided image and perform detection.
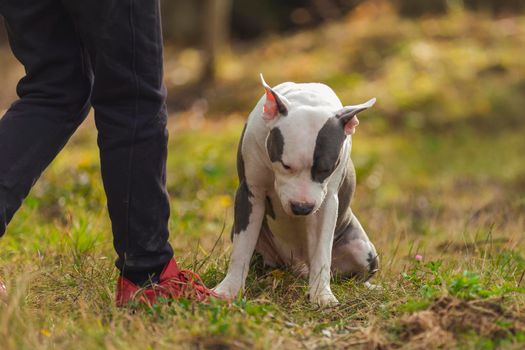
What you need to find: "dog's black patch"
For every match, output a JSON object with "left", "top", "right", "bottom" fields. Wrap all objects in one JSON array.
[
  {"left": 367, "top": 251, "right": 379, "bottom": 274},
  {"left": 311, "top": 118, "right": 346, "bottom": 183},
  {"left": 265, "top": 196, "right": 276, "bottom": 220},
  {"left": 333, "top": 163, "right": 356, "bottom": 241},
  {"left": 237, "top": 123, "right": 247, "bottom": 181},
  {"left": 233, "top": 181, "right": 253, "bottom": 235},
  {"left": 231, "top": 123, "right": 249, "bottom": 240},
  {"left": 266, "top": 127, "right": 284, "bottom": 163}
]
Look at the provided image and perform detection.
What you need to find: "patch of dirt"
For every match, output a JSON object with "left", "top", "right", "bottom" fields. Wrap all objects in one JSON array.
[
  {"left": 395, "top": 296, "right": 525, "bottom": 349},
  {"left": 190, "top": 336, "right": 252, "bottom": 350}
]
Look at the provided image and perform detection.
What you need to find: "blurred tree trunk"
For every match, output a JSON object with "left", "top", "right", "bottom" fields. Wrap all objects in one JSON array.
[
  {"left": 161, "top": 0, "right": 200, "bottom": 44},
  {"left": 395, "top": 0, "right": 448, "bottom": 16},
  {"left": 311, "top": 0, "right": 343, "bottom": 20},
  {"left": 200, "top": 0, "right": 232, "bottom": 85}
]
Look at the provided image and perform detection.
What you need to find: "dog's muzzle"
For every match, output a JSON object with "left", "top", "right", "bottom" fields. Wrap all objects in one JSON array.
[{"left": 290, "top": 202, "right": 315, "bottom": 216}]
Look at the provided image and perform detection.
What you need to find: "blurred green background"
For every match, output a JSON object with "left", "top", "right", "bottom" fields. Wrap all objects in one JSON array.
[{"left": 1, "top": 0, "right": 524, "bottom": 128}]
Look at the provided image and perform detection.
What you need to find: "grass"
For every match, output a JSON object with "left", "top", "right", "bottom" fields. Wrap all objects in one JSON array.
[{"left": 1, "top": 6, "right": 525, "bottom": 350}]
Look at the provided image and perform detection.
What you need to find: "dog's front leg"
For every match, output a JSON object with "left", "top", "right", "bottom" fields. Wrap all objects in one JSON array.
[
  {"left": 307, "top": 193, "right": 339, "bottom": 307},
  {"left": 214, "top": 183, "right": 265, "bottom": 299}
]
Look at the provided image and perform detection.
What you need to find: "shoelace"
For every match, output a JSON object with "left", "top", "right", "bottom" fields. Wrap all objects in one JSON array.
[
  {"left": 155, "top": 269, "right": 222, "bottom": 302},
  {"left": 176, "top": 269, "right": 222, "bottom": 301}
]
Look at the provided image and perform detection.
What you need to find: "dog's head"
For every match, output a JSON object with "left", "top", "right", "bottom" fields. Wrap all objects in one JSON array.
[{"left": 261, "top": 75, "right": 375, "bottom": 217}]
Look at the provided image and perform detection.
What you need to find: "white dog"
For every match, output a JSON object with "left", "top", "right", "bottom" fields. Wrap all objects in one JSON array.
[{"left": 214, "top": 75, "right": 379, "bottom": 306}]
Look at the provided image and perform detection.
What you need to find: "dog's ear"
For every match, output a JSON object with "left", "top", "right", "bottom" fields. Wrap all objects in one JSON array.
[
  {"left": 260, "top": 74, "right": 289, "bottom": 123},
  {"left": 335, "top": 98, "right": 376, "bottom": 135}
]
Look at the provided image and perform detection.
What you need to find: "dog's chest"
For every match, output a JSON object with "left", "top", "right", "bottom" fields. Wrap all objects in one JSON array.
[{"left": 264, "top": 190, "right": 311, "bottom": 262}]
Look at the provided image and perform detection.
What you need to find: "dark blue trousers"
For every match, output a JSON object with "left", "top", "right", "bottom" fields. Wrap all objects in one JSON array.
[{"left": 0, "top": 0, "right": 174, "bottom": 279}]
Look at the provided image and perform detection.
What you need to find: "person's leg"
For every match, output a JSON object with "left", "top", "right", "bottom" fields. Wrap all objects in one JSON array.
[
  {"left": 63, "top": 0, "right": 173, "bottom": 284},
  {"left": 0, "top": 0, "right": 92, "bottom": 236}
]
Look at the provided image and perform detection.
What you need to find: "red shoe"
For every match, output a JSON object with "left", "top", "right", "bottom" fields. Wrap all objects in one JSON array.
[{"left": 116, "top": 259, "right": 221, "bottom": 307}]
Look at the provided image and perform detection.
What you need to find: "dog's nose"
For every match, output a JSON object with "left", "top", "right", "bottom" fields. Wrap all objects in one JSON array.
[{"left": 290, "top": 202, "right": 315, "bottom": 216}]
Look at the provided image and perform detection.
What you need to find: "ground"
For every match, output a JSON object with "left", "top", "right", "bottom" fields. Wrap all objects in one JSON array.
[{"left": 1, "top": 6, "right": 525, "bottom": 350}]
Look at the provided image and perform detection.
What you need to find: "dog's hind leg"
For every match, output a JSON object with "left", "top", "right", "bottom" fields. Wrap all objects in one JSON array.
[{"left": 331, "top": 214, "right": 379, "bottom": 281}]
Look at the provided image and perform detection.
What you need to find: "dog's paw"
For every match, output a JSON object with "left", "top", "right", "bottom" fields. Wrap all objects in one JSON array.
[
  {"left": 310, "top": 292, "right": 339, "bottom": 307},
  {"left": 212, "top": 280, "right": 241, "bottom": 300}
]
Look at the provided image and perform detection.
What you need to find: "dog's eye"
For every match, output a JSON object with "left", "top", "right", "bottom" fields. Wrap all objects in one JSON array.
[{"left": 281, "top": 162, "right": 291, "bottom": 171}]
